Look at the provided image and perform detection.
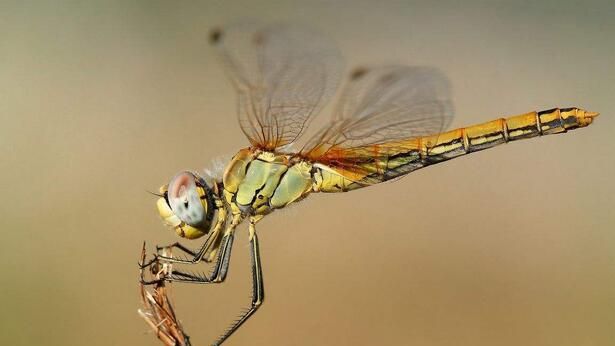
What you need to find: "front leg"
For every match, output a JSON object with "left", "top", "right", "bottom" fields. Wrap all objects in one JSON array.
[
  {"left": 164, "top": 227, "right": 236, "bottom": 284},
  {"left": 141, "top": 217, "right": 240, "bottom": 286},
  {"left": 140, "top": 208, "right": 230, "bottom": 268},
  {"left": 138, "top": 241, "right": 203, "bottom": 269}
]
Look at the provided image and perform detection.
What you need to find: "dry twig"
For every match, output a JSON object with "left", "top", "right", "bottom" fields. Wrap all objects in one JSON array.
[{"left": 138, "top": 243, "right": 192, "bottom": 346}]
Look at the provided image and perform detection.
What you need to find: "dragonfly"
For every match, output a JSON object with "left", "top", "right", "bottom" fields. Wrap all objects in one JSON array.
[{"left": 139, "top": 23, "right": 599, "bottom": 346}]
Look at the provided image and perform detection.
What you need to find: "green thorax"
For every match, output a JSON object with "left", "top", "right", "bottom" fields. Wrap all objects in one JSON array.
[{"left": 222, "top": 148, "right": 314, "bottom": 216}]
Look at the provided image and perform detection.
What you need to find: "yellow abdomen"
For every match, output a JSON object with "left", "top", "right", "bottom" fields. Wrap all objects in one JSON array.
[{"left": 313, "top": 107, "right": 598, "bottom": 192}]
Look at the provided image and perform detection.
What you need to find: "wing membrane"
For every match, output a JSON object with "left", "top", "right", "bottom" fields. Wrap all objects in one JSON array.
[
  {"left": 211, "top": 23, "right": 342, "bottom": 149},
  {"left": 302, "top": 66, "right": 454, "bottom": 184}
]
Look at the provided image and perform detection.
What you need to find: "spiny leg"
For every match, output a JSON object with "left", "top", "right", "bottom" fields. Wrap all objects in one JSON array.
[
  {"left": 140, "top": 228, "right": 236, "bottom": 286},
  {"left": 141, "top": 210, "right": 232, "bottom": 268},
  {"left": 155, "top": 228, "right": 222, "bottom": 265},
  {"left": 141, "top": 215, "right": 242, "bottom": 285},
  {"left": 160, "top": 241, "right": 218, "bottom": 263},
  {"left": 166, "top": 228, "right": 236, "bottom": 284},
  {"left": 139, "top": 241, "right": 202, "bottom": 269},
  {"left": 157, "top": 242, "right": 197, "bottom": 257},
  {"left": 138, "top": 231, "right": 214, "bottom": 269},
  {"left": 214, "top": 220, "right": 264, "bottom": 346}
]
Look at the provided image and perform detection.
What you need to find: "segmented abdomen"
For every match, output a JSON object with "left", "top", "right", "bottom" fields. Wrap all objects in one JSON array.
[{"left": 314, "top": 107, "right": 598, "bottom": 192}]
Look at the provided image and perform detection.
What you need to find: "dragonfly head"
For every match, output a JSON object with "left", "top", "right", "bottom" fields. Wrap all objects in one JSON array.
[{"left": 156, "top": 171, "right": 216, "bottom": 239}]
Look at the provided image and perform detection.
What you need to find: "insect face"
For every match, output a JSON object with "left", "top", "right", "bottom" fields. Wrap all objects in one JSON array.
[{"left": 156, "top": 171, "right": 215, "bottom": 239}]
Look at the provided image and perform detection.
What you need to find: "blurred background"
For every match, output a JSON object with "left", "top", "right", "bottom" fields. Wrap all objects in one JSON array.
[{"left": 1, "top": 1, "right": 614, "bottom": 345}]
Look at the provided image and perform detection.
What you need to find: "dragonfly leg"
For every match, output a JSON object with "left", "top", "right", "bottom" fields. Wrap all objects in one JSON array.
[
  {"left": 139, "top": 243, "right": 171, "bottom": 285},
  {"left": 138, "top": 241, "right": 202, "bottom": 269},
  {"left": 156, "top": 242, "right": 219, "bottom": 264},
  {"left": 154, "top": 231, "right": 219, "bottom": 265},
  {"left": 167, "top": 228, "right": 236, "bottom": 284},
  {"left": 214, "top": 220, "right": 264, "bottom": 345},
  {"left": 157, "top": 242, "right": 198, "bottom": 256},
  {"left": 139, "top": 234, "right": 212, "bottom": 269},
  {"left": 141, "top": 228, "right": 237, "bottom": 286},
  {"left": 141, "top": 212, "right": 232, "bottom": 268}
]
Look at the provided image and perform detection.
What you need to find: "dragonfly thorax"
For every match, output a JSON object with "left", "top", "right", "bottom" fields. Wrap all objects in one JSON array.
[{"left": 222, "top": 148, "right": 314, "bottom": 216}]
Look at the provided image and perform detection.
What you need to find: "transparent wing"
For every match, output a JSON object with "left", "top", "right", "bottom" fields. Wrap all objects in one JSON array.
[
  {"left": 301, "top": 66, "right": 454, "bottom": 184},
  {"left": 210, "top": 22, "right": 342, "bottom": 150}
]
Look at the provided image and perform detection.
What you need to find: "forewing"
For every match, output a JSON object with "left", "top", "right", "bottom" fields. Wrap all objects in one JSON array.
[
  {"left": 302, "top": 66, "right": 454, "bottom": 184},
  {"left": 210, "top": 23, "right": 342, "bottom": 150}
]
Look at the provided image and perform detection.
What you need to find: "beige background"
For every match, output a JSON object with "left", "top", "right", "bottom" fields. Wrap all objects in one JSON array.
[{"left": 1, "top": 1, "right": 614, "bottom": 345}]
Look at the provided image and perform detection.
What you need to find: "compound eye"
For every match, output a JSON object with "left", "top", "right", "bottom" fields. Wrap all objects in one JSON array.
[{"left": 167, "top": 171, "right": 205, "bottom": 227}]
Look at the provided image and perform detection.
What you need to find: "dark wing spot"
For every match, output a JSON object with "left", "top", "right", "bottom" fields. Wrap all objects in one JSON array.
[
  {"left": 252, "top": 32, "right": 266, "bottom": 46},
  {"left": 350, "top": 67, "right": 368, "bottom": 80},
  {"left": 209, "top": 28, "right": 223, "bottom": 44}
]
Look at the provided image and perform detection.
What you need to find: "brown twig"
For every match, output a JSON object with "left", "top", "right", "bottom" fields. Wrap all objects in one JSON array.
[{"left": 138, "top": 243, "right": 192, "bottom": 346}]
